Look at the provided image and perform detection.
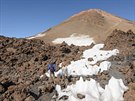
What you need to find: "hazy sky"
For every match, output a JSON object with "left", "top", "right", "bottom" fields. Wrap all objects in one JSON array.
[{"left": 0, "top": 0, "right": 135, "bottom": 38}]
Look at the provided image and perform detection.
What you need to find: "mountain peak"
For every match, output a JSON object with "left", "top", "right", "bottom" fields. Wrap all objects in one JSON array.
[
  {"left": 87, "top": 9, "right": 105, "bottom": 12},
  {"left": 30, "top": 9, "right": 135, "bottom": 44},
  {"left": 69, "top": 9, "right": 106, "bottom": 19}
]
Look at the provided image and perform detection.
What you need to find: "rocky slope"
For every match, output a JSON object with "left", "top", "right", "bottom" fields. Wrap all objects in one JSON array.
[
  {"left": 104, "top": 30, "right": 135, "bottom": 101},
  {"left": 0, "top": 29, "right": 135, "bottom": 101},
  {"left": 0, "top": 36, "right": 90, "bottom": 101},
  {"left": 29, "top": 9, "right": 135, "bottom": 44}
]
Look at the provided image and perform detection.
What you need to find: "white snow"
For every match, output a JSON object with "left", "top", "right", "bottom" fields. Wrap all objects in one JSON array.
[
  {"left": 56, "top": 77, "right": 104, "bottom": 101},
  {"left": 43, "top": 43, "right": 128, "bottom": 101},
  {"left": 54, "top": 44, "right": 119, "bottom": 76},
  {"left": 101, "top": 76, "right": 128, "bottom": 101},
  {"left": 55, "top": 60, "right": 111, "bottom": 76},
  {"left": 82, "top": 44, "right": 119, "bottom": 64},
  {"left": 40, "top": 75, "right": 44, "bottom": 78},
  {"left": 55, "top": 77, "right": 128, "bottom": 101},
  {"left": 52, "top": 34, "right": 95, "bottom": 46},
  {"left": 27, "top": 33, "right": 46, "bottom": 39}
]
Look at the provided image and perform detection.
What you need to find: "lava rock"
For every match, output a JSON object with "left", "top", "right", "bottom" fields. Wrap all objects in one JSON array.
[{"left": 77, "top": 93, "right": 85, "bottom": 99}]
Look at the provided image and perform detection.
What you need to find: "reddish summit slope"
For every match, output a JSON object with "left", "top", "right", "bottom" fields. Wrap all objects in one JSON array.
[{"left": 29, "top": 9, "right": 135, "bottom": 43}]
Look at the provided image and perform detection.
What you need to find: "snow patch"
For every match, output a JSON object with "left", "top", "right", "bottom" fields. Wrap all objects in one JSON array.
[
  {"left": 56, "top": 60, "right": 111, "bottom": 76},
  {"left": 43, "top": 43, "right": 127, "bottom": 101},
  {"left": 27, "top": 33, "right": 46, "bottom": 39},
  {"left": 101, "top": 76, "right": 128, "bottom": 101},
  {"left": 82, "top": 44, "right": 119, "bottom": 64},
  {"left": 40, "top": 75, "right": 44, "bottom": 78},
  {"left": 55, "top": 77, "right": 128, "bottom": 101},
  {"left": 55, "top": 77, "right": 104, "bottom": 101},
  {"left": 54, "top": 44, "right": 118, "bottom": 76},
  {"left": 52, "top": 34, "right": 95, "bottom": 46}
]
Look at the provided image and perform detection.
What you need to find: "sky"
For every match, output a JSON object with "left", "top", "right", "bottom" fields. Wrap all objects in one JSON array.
[{"left": 0, "top": 0, "right": 135, "bottom": 38}]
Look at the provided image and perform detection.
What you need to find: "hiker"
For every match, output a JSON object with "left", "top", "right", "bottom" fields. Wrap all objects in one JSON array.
[{"left": 48, "top": 60, "right": 56, "bottom": 80}]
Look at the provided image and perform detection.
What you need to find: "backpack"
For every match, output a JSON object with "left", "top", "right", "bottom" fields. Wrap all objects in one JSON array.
[{"left": 48, "top": 64, "right": 56, "bottom": 73}]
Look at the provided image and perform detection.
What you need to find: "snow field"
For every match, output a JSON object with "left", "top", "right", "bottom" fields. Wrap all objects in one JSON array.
[
  {"left": 55, "top": 76, "right": 128, "bottom": 101},
  {"left": 52, "top": 34, "right": 95, "bottom": 46},
  {"left": 45, "top": 36, "right": 128, "bottom": 101}
]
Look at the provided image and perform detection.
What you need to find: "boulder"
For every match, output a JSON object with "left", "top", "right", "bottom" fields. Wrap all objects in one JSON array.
[
  {"left": 0, "top": 84, "right": 5, "bottom": 94},
  {"left": 77, "top": 93, "right": 85, "bottom": 99}
]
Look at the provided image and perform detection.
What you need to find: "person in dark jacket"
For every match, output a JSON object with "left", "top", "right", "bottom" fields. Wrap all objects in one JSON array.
[{"left": 48, "top": 60, "right": 56, "bottom": 80}]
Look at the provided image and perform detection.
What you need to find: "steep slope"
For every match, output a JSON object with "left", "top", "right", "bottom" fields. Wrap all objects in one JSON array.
[{"left": 29, "top": 9, "right": 135, "bottom": 43}]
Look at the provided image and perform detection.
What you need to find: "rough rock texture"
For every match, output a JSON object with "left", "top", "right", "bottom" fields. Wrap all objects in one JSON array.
[
  {"left": 124, "top": 83, "right": 135, "bottom": 101},
  {"left": 0, "top": 29, "right": 135, "bottom": 101},
  {"left": 104, "top": 29, "right": 135, "bottom": 100},
  {"left": 0, "top": 36, "right": 88, "bottom": 101},
  {"left": 104, "top": 29, "right": 135, "bottom": 59}
]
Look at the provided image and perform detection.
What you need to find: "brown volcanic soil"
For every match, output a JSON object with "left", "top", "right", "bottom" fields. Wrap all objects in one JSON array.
[
  {"left": 0, "top": 36, "right": 92, "bottom": 101},
  {"left": 31, "top": 9, "right": 135, "bottom": 43}
]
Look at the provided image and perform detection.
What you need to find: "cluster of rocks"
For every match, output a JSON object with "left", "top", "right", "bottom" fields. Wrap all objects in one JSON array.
[
  {"left": 0, "top": 36, "right": 91, "bottom": 101},
  {"left": 0, "top": 29, "right": 135, "bottom": 101},
  {"left": 104, "top": 29, "right": 135, "bottom": 101},
  {"left": 104, "top": 29, "right": 135, "bottom": 60}
]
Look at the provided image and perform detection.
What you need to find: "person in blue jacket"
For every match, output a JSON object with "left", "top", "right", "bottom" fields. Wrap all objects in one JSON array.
[{"left": 48, "top": 60, "right": 56, "bottom": 80}]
